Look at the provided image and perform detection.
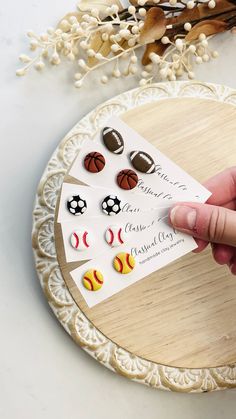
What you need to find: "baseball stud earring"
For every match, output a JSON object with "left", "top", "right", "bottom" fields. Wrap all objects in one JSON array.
[
  {"left": 105, "top": 225, "right": 127, "bottom": 247},
  {"left": 70, "top": 227, "right": 93, "bottom": 251}
]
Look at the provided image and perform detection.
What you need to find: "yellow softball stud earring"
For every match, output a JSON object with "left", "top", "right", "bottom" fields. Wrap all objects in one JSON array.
[
  {"left": 113, "top": 252, "right": 135, "bottom": 274},
  {"left": 82, "top": 269, "right": 104, "bottom": 291}
]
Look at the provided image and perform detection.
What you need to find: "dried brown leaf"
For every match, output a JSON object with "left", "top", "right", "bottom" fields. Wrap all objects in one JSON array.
[
  {"left": 100, "top": 39, "right": 113, "bottom": 55},
  {"left": 118, "top": 39, "right": 129, "bottom": 50},
  {"left": 88, "top": 31, "right": 130, "bottom": 67},
  {"left": 173, "top": 6, "right": 200, "bottom": 24},
  {"left": 185, "top": 19, "right": 227, "bottom": 41},
  {"left": 78, "top": 0, "right": 122, "bottom": 16},
  {"left": 88, "top": 32, "right": 112, "bottom": 66},
  {"left": 139, "top": 7, "right": 167, "bottom": 44},
  {"left": 169, "top": 0, "right": 235, "bottom": 26},
  {"left": 129, "top": 0, "right": 166, "bottom": 4},
  {"left": 198, "top": 0, "right": 235, "bottom": 18},
  {"left": 142, "top": 41, "right": 168, "bottom": 65}
]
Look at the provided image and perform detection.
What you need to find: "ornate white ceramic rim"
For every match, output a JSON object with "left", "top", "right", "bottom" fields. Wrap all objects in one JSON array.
[{"left": 32, "top": 81, "right": 236, "bottom": 393}]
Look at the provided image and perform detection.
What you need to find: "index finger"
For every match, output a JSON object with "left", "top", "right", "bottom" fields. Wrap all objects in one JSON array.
[{"left": 204, "top": 167, "right": 236, "bottom": 206}]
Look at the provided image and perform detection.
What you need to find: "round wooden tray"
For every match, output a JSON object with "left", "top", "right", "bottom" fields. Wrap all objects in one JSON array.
[{"left": 32, "top": 81, "right": 236, "bottom": 393}]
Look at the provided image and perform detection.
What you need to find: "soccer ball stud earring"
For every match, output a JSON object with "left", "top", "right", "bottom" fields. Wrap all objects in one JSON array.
[
  {"left": 101, "top": 195, "right": 121, "bottom": 216},
  {"left": 67, "top": 195, "right": 87, "bottom": 216}
]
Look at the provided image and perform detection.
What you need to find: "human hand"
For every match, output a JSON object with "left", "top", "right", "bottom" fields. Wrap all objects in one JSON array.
[{"left": 169, "top": 167, "right": 236, "bottom": 274}]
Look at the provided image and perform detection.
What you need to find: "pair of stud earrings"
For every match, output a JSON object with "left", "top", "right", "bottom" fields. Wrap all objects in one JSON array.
[
  {"left": 82, "top": 128, "right": 156, "bottom": 192},
  {"left": 67, "top": 194, "right": 122, "bottom": 216},
  {"left": 102, "top": 127, "right": 156, "bottom": 175},
  {"left": 70, "top": 225, "right": 127, "bottom": 252},
  {"left": 82, "top": 252, "right": 136, "bottom": 292},
  {"left": 84, "top": 151, "right": 139, "bottom": 191}
]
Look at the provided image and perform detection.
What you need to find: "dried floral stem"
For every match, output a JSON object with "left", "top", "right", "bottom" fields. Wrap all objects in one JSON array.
[
  {"left": 167, "top": 8, "right": 236, "bottom": 36},
  {"left": 16, "top": 0, "right": 236, "bottom": 86},
  {"left": 81, "top": 43, "right": 141, "bottom": 81}
]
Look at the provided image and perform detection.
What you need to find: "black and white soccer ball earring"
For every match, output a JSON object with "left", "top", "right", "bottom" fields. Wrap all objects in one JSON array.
[
  {"left": 67, "top": 195, "right": 87, "bottom": 216},
  {"left": 101, "top": 195, "right": 121, "bottom": 216}
]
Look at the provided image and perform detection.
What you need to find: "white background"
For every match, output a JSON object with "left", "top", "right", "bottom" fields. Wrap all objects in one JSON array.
[{"left": 1, "top": 1, "right": 236, "bottom": 418}]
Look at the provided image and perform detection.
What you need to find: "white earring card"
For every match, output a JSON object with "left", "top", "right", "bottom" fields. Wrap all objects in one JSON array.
[
  {"left": 69, "top": 116, "right": 211, "bottom": 203},
  {"left": 57, "top": 117, "right": 211, "bottom": 307}
]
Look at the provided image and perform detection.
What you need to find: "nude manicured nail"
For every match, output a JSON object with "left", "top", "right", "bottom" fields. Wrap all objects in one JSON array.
[{"left": 170, "top": 206, "right": 197, "bottom": 230}]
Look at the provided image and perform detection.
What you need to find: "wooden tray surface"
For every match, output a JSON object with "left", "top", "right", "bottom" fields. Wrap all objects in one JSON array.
[{"left": 33, "top": 82, "right": 236, "bottom": 392}]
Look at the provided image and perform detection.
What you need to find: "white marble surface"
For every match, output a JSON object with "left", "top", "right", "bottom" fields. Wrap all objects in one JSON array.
[{"left": 1, "top": 1, "right": 236, "bottom": 418}]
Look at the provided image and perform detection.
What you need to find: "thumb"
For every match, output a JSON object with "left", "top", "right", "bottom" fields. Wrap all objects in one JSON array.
[{"left": 169, "top": 203, "right": 236, "bottom": 247}]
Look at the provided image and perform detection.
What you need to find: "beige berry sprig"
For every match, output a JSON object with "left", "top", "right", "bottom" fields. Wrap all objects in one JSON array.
[{"left": 16, "top": 0, "right": 236, "bottom": 87}]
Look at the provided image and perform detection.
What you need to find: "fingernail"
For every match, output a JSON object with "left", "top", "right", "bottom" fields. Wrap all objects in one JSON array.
[{"left": 170, "top": 206, "right": 197, "bottom": 230}]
